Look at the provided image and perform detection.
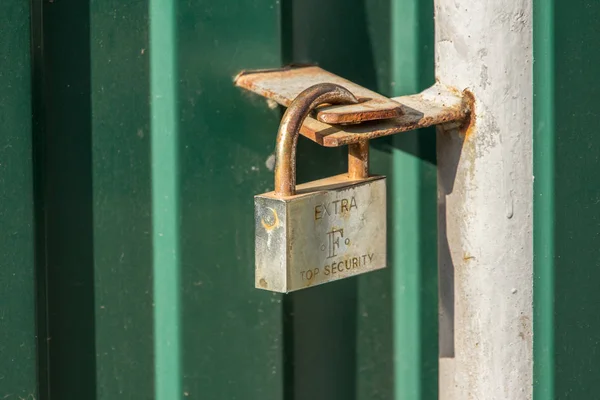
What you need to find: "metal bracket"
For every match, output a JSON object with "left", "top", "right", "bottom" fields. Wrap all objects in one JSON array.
[{"left": 235, "top": 65, "right": 472, "bottom": 147}]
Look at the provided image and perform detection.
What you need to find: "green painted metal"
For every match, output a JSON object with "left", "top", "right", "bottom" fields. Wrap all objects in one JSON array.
[
  {"left": 39, "top": 0, "right": 284, "bottom": 398},
  {"left": 176, "top": 2, "right": 285, "bottom": 398},
  {"left": 533, "top": 0, "right": 555, "bottom": 398},
  {"left": 39, "top": 0, "right": 155, "bottom": 398},
  {"left": 21, "top": 0, "right": 600, "bottom": 398},
  {"left": 89, "top": 1, "right": 155, "bottom": 398},
  {"left": 150, "top": 0, "right": 183, "bottom": 398},
  {"left": 0, "top": 2, "right": 38, "bottom": 399},
  {"left": 534, "top": 1, "right": 600, "bottom": 399},
  {"left": 41, "top": 0, "right": 97, "bottom": 397},
  {"left": 29, "top": 0, "right": 437, "bottom": 398},
  {"left": 96, "top": 0, "right": 287, "bottom": 398},
  {"left": 391, "top": 0, "right": 438, "bottom": 399}
]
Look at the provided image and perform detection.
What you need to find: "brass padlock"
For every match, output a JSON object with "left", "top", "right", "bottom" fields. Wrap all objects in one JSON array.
[{"left": 255, "top": 83, "right": 387, "bottom": 293}]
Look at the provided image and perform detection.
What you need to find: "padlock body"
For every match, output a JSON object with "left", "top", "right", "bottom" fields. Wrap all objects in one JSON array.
[{"left": 255, "top": 173, "right": 386, "bottom": 293}]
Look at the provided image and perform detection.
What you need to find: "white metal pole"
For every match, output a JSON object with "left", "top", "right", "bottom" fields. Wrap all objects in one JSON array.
[{"left": 435, "top": 1, "right": 533, "bottom": 399}]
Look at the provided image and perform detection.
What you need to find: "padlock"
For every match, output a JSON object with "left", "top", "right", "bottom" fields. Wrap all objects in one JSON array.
[{"left": 255, "top": 83, "right": 387, "bottom": 293}]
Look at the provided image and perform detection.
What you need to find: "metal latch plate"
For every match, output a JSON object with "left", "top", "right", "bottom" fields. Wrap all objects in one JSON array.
[
  {"left": 235, "top": 66, "right": 403, "bottom": 124},
  {"left": 235, "top": 66, "right": 470, "bottom": 147}
]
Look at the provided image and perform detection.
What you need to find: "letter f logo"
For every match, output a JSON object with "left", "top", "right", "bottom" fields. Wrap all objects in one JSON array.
[{"left": 326, "top": 228, "right": 344, "bottom": 259}]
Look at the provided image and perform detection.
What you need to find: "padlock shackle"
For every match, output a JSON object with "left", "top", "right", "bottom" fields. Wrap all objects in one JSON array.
[
  {"left": 348, "top": 141, "right": 369, "bottom": 180},
  {"left": 274, "top": 83, "right": 361, "bottom": 197}
]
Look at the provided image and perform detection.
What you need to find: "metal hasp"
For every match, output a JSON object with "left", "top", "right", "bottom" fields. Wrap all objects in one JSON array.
[
  {"left": 235, "top": 65, "right": 472, "bottom": 146},
  {"left": 241, "top": 67, "right": 472, "bottom": 294},
  {"left": 235, "top": 66, "right": 404, "bottom": 124},
  {"left": 254, "top": 83, "right": 386, "bottom": 293}
]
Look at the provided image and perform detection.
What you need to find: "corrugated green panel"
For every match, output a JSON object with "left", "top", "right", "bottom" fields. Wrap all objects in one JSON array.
[
  {"left": 553, "top": 2, "right": 600, "bottom": 395},
  {"left": 176, "top": 1, "right": 285, "bottom": 398},
  {"left": 533, "top": 0, "right": 554, "bottom": 398},
  {"left": 90, "top": 1, "right": 154, "bottom": 398},
  {"left": 43, "top": 0, "right": 286, "bottom": 398},
  {"left": 42, "top": 0, "right": 158, "bottom": 398},
  {"left": 42, "top": 1, "right": 96, "bottom": 398},
  {"left": 534, "top": 1, "right": 600, "bottom": 399},
  {"left": 391, "top": 0, "right": 437, "bottom": 399},
  {"left": 0, "top": 2, "right": 37, "bottom": 399},
  {"left": 150, "top": 0, "right": 182, "bottom": 399},
  {"left": 38, "top": 1, "right": 436, "bottom": 398}
]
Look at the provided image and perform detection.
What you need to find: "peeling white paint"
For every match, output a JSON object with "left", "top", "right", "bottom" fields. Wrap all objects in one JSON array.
[{"left": 436, "top": 1, "right": 533, "bottom": 399}]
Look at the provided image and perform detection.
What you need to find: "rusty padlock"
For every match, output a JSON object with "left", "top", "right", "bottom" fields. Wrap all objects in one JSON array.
[{"left": 255, "top": 83, "right": 386, "bottom": 293}]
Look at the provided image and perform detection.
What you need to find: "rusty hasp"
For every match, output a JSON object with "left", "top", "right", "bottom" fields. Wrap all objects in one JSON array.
[
  {"left": 235, "top": 65, "right": 470, "bottom": 147},
  {"left": 235, "top": 65, "right": 404, "bottom": 124},
  {"left": 298, "top": 83, "right": 470, "bottom": 146}
]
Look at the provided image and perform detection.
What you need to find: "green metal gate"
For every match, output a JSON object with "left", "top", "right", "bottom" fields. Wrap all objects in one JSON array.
[
  {"left": 3, "top": 0, "right": 436, "bottom": 398},
  {"left": 2, "top": 0, "right": 600, "bottom": 399}
]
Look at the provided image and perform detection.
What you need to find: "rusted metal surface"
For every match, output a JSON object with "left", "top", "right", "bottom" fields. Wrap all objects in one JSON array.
[
  {"left": 299, "top": 84, "right": 470, "bottom": 147},
  {"left": 235, "top": 66, "right": 469, "bottom": 146},
  {"left": 235, "top": 66, "right": 404, "bottom": 124},
  {"left": 348, "top": 141, "right": 369, "bottom": 179},
  {"left": 274, "top": 83, "right": 358, "bottom": 196}
]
